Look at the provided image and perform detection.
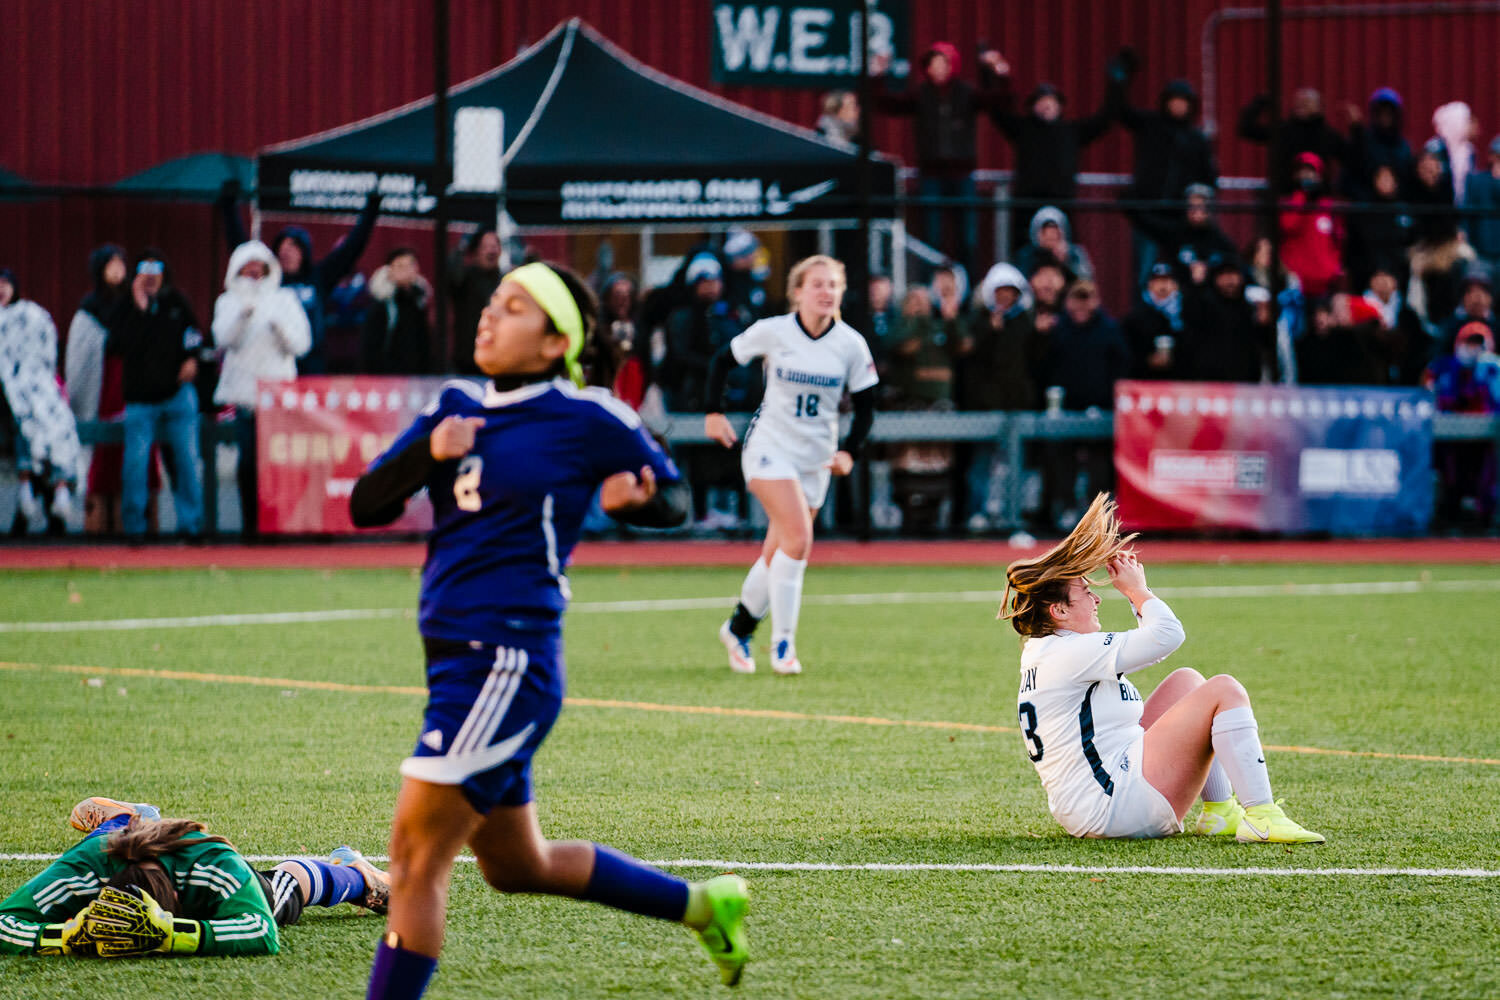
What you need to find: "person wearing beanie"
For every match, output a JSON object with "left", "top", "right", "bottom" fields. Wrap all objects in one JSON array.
[
  {"left": 1182, "top": 256, "right": 1271, "bottom": 383},
  {"left": 870, "top": 40, "right": 1008, "bottom": 273},
  {"left": 218, "top": 179, "right": 381, "bottom": 375},
  {"left": 985, "top": 47, "right": 1130, "bottom": 249},
  {"left": 1124, "top": 262, "right": 1185, "bottom": 379},
  {"left": 720, "top": 228, "right": 770, "bottom": 318},
  {"left": 1118, "top": 74, "right": 1218, "bottom": 286},
  {"left": 0, "top": 267, "right": 82, "bottom": 534}
]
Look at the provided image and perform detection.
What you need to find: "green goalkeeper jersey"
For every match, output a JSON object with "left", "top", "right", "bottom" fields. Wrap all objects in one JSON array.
[{"left": 0, "top": 830, "right": 279, "bottom": 956}]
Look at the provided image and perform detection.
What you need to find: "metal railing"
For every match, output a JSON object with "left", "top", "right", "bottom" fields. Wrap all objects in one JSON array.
[{"left": 62, "top": 409, "right": 1500, "bottom": 538}]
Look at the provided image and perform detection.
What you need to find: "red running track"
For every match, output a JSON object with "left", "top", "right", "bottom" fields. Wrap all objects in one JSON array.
[{"left": 2, "top": 537, "right": 1498, "bottom": 570}]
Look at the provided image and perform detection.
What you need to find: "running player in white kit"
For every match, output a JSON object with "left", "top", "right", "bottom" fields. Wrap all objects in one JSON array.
[
  {"left": 704, "top": 255, "right": 878, "bottom": 675},
  {"left": 1002, "top": 495, "right": 1324, "bottom": 843}
]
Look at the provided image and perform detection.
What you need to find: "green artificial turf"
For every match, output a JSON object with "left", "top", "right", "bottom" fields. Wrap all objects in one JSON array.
[{"left": 1, "top": 563, "right": 1496, "bottom": 998}]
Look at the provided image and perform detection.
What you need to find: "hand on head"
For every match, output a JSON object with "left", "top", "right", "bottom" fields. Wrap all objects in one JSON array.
[{"left": 1106, "top": 551, "right": 1150, "bottom": 603}]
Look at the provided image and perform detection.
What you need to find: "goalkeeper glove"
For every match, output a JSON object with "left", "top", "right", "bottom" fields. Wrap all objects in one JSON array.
[
  {"left": 37, "top": 908, "right": 98, "bottom": 956},
  {"left": 84, "top": 885, "right": 202, "bottom": 957}
]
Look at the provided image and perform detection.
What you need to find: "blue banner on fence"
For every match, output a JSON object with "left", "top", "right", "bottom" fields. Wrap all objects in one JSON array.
[{"left": 1116, "top": 381, "right": 1435, "bottom": 536}]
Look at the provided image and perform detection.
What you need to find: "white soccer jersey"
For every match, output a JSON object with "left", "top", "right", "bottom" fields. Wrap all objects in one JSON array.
[
  {"left": 1015, "top": 598, "right": 1186, "bottom": 836},
  {"left": 731, "top": 313, "right": 878, "bottom": 469}
]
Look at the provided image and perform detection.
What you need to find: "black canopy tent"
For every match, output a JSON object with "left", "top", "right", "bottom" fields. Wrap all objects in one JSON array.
[{"left": 256, "top": 18, "right": 897, "bottom": 229}]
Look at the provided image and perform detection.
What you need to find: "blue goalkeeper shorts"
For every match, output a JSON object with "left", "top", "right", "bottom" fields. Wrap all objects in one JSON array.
[{"left": 402, "top": 630, "right": 565, "bottom": 814}]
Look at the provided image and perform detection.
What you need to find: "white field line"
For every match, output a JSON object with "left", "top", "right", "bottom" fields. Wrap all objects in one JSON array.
[
  {"left": 0, "top": 853, "right": 1493, "bottom": 878},
  {"left": 4, "top": 578, "right": 1500, "bottom": 633}
]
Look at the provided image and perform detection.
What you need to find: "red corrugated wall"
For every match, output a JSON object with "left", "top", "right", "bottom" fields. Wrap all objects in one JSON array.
[{"left": 6, "top": 0, "right": 1500, "bottom": 331}]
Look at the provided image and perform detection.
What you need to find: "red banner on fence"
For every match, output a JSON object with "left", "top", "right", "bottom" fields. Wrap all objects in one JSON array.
[
  {"left": 256, "top": 376, "right": 455, "bottom": 534},
  {"left": 1114, "top": 380, "right": 1434, "bottom": 535}
]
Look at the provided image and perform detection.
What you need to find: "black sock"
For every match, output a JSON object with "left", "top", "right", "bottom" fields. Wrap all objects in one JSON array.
[{"left": 728, "top": 602, "right": 761, "bottom": 639}]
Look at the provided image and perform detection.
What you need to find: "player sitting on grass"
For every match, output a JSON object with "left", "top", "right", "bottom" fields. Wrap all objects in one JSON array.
[
  {"left": 1002, "top": 495, "right": 1325, "bottom": 844},
  {"left": 0, "top": 796, "right": 389, "bottom": 956}
]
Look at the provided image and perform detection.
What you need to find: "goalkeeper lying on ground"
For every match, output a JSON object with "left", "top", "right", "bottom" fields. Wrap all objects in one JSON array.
[{"left": 0, "top": 796, "right": 389, "bottom": 957}]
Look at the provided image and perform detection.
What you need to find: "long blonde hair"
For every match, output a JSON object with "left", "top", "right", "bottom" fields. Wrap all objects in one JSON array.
[{"left": 999, "top": 493, "right": 1137, "bottom": 637}]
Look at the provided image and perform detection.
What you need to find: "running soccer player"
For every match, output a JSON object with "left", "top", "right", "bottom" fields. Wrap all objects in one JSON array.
[
  {"left": 348, "top": 261, "right": 749, "bottom": 999},
  {"left": 0, "top": 796, "right": 388, "bottom": 957},
  {"left": 705, "top": 255, "right": 878, "bottom": 675},
  {"left": 1001, "top": 495, "right": 1324, "bottom": 843}
]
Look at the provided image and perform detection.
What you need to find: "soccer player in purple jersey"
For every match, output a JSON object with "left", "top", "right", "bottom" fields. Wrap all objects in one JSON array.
[{"left": 351, "top": 262, "right": 748, "bottom": 999}]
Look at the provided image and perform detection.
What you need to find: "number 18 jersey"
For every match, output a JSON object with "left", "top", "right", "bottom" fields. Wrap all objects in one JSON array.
[{"left": 731, "top": 313, "right": 878, "bottom": 469}]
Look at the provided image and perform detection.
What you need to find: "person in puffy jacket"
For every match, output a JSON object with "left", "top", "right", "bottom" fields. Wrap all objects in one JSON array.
[{"left": 212, "top": 240, "right": 311, "bottom": 538}]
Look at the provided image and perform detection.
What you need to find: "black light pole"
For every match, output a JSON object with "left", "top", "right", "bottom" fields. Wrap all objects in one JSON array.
[
  {"left": 1266, "top": 0, "right": 1283, "bottom": 309},
  {"left": 854, "top": 0, "right": 874, "bottom": 541},
  {"left": 433, "top": 0, "right": 451, "bottom": 370}
]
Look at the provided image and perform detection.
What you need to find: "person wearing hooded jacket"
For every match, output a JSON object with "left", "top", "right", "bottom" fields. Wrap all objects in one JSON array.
[
  {"left": 958, "top": 263, "right": 1040, "bottom": 530},
  {"left": 984, "top": 49, "right": 1130, "bottom": 250},
  {"left": 212, "top": 240, "right": 312, "bottom": 538},
  {"left": 1118, "top": 76, "right": 1218, "bottom": 286},
  {"left": 218, "top": 182, "right": 379, "bottom": 375},
  {"left": 1013, "top": 207, "right": 1095, "bottom": 284},
  {"left": 1279, "top": 153, "right": 1345, "bottom": 298},
  {"left": 1345, "top": 88, "right": 1414, "bottom": 199},
  {"left": 870, "top": 41, "right": 1007, "bottom": 273}
]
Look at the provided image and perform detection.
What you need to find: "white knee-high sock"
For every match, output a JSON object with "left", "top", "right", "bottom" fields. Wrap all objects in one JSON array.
[
  {"left": 1210, "top": 706, "right": 1273, "bottom": 809},
  {"left": 1200, "top": 761, "right": 1234, "bottom": 803},
  {"left": 739, "top": 558, "right": 770, "bottom": 619},
  {"left": 768, "top": 549, "right": 808, "bottom": 648}
]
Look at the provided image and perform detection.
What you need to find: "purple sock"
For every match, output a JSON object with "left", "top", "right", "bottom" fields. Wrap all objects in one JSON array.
[
  {"left": 287, "top": 859, "right": 366, "bottom": 907},
  {"left": 367, "top": 935, "right": 437, "bottom": 1000},
  {"left": 582, "top": 843, "right": 689, "bottom": 921}
]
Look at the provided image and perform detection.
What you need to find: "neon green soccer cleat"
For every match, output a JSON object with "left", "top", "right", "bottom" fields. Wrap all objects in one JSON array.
[
  {"left": 1236, "top": 801, "right": 1325, "bottom": 844},
  {"left": 1193, "top": 796, "right": 1246, "bottom": 837},
  {"left": 692, "top": 874, "right": 749, "bottom": 986}
]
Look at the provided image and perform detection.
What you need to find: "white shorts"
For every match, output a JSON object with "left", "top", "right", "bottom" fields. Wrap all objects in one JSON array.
[
  {"left": 741, "top": 444, "right": 832, "bottom": 510},
  {"left": 1094, "top": 736, "right": 1183, "bottom": 839}
]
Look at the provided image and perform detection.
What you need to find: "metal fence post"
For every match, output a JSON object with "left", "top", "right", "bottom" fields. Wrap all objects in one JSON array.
[{"left": 200, "top": 414, "right": 219, "bottom": 538}]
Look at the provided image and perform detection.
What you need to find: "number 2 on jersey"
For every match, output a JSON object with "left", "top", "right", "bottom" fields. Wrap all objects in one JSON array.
[
  {"left": 1018, "top": 701, "right": 1044, "bottom": 762},
  {"left": 454, "top": 456, "right": 483, "bottom": 511},
  {"left": 794, "top": 393, "right": 820, "bottom": 417}
]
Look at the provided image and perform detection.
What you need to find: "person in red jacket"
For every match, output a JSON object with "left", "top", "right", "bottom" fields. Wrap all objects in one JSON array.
[{"left": 1279, "top": 153, "right": 1345, "bottom": 297}]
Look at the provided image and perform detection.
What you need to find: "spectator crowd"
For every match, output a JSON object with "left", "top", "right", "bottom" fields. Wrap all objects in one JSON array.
[{"left": 5, "top": 43, "right": 1500, "bottom": 538}]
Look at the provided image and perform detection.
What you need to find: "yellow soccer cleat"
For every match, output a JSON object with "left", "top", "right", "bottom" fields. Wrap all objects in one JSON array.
[
  {"left": 691, "top": 874, "right": 749, "bottom": 986},
  {"left": 1236, "top": 801, "right": 1325, "bottom": 844},
  {"left": 1193, "top": 796, "right": 1245, "bottom": 837}
]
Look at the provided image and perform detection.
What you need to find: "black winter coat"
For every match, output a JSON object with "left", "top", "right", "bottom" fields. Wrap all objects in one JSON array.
[{"left": 1181, "top": 288, "right": 1268, "bottom": 383}]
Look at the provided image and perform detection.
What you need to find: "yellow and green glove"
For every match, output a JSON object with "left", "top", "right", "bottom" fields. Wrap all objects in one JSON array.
[
  {"left": 37, "top": 908, "right": 98, "bottom": 956},
  {"left": 84, "top": 885, "right": 202, "bottom": 957}
]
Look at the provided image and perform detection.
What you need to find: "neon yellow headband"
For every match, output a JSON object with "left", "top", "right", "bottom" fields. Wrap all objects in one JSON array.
[{"left": 506, "top": 261, "right": 585, "bottom": 387}]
